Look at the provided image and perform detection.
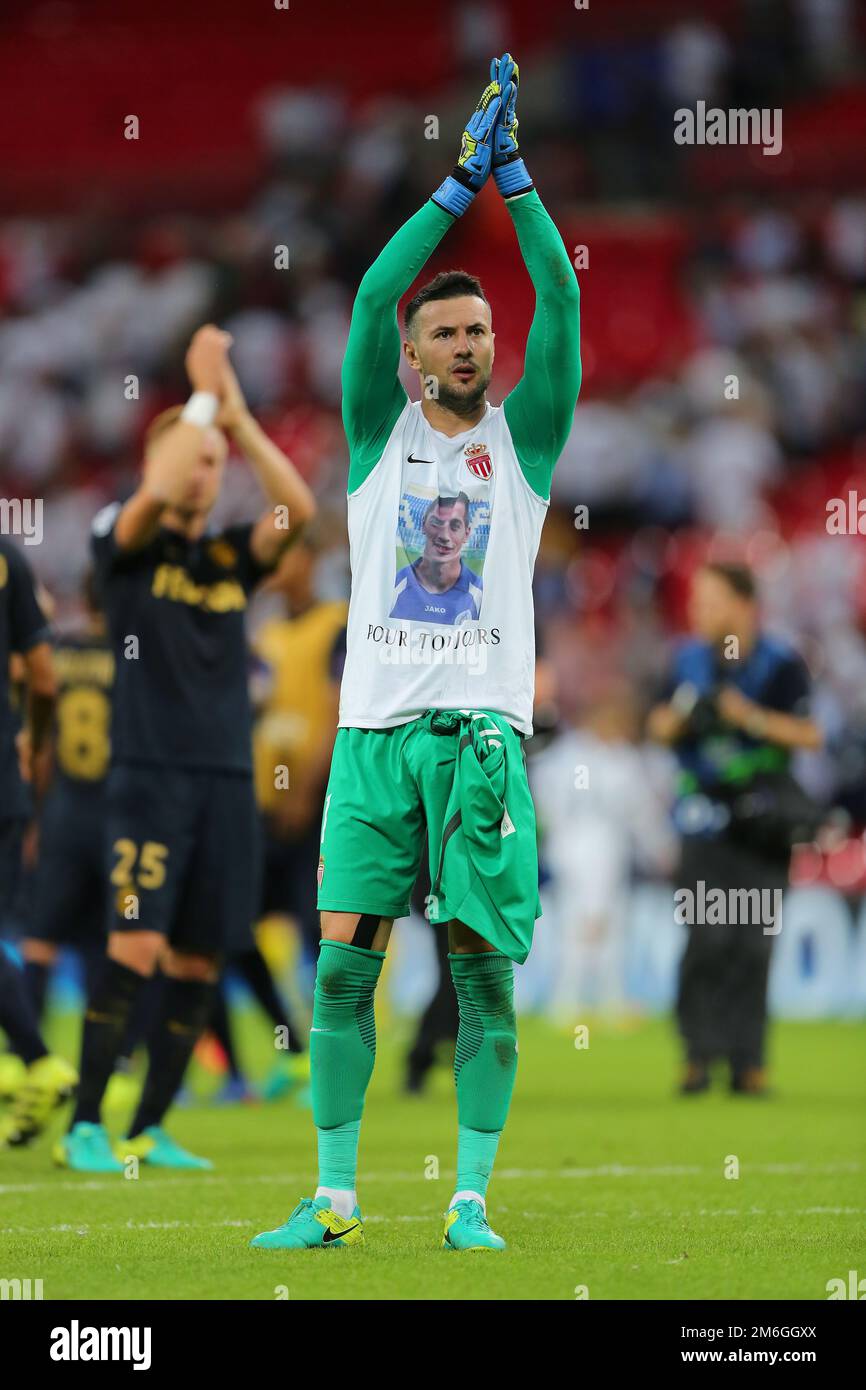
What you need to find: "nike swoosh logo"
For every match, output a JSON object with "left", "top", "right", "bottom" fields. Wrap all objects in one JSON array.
[
  {"left": 322, "top": 1221, "right": 359, "bottom": 1244},
  {"left": 407, "top": 453, "right": 435, "bottom": 465}
]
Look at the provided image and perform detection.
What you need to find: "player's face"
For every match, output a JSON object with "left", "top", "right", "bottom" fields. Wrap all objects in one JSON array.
[
  {"left": 405, "top": 296, "right": 494, "bottom": 410},
  {"left": 178, "top": 427, "right": 227, "bottom": 515},
  {"left": 423, "top": 502, "right": 470, "bottom": 559},
  {"left": 689, "top": 569, "right": 745, "bottom": 642}
]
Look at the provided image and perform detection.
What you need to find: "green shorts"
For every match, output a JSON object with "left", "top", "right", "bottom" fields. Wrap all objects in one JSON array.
[{"left": 316, "top": 708, "right": 541, "bottom": 963}]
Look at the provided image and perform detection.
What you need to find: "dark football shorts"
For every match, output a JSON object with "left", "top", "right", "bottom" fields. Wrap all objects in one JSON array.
[
  {"left": 104, "top": 764, "right": 260, "bottom": 955},
  {"left": 30, "top": 785, "right": 107, "bottom": 945}
]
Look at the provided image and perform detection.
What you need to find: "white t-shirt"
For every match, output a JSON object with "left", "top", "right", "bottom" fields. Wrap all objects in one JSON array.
[{"left": 339, "top": 399, "right": 548, "bottom": 736}]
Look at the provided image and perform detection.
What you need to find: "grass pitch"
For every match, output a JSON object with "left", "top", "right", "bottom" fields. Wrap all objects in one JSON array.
[{"left": 1, "top": 1013, "right": 863, "bottom": 1301}]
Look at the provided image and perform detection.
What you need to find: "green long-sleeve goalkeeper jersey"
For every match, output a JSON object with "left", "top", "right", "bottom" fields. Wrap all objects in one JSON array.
[{"left": 341, "top": 190, "right": 581, "bottom": 500}]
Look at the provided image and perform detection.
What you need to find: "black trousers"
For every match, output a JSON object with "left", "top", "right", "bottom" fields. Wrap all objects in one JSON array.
[{"left": 675, "top": 836, "right": 789, "bottom": 1071}]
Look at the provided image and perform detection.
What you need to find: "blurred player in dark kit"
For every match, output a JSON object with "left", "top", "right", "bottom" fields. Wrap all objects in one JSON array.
[
  {"left": 0, "top": 538, "right": 78, "bottom": 1149},
  {"left": 20, "top": 575, "right": 113, "bottom": 1019},
  {"left": 55, "top": 325, "right": 316, "bottom": 1172}
]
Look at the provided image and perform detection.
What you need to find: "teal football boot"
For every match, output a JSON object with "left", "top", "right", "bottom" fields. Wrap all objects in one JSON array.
[
  {"left": 250, "top": 1196, "right": 364, "bottom": 1250},
  {"left": 117, "top": 1125, "right": 213, "bottom": 1170},
  {"left": 442, "top": 1198, "right": 506, "bottom": 1251},
  {"left": 53, "top": 1121, "right": 124, "bottom": 1173}
]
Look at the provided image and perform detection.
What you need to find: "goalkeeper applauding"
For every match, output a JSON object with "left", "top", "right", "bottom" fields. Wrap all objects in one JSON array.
[{"left": 251, "top": 55, "right": 581, "bottom": 1255}]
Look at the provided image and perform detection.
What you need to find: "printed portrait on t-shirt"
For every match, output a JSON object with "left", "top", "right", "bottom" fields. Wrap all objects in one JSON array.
[{"left": 390, "top": 482, "right": 490, "bottom": 626}]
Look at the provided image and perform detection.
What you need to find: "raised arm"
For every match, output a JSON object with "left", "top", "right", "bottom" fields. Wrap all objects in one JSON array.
[
  {"left": 341, "top": 202, "right": 453, "bottom": 488},
  {"left": 503, "top": 192, "right": 581, "bottom": 497},
  {"left": 114, "top": 325, "right": 233, "bottom": 552},
  {"left": 343, "top": 75, "right": 506, "bottom": 490},
  {"left": 488, "top": 54, "right": 582, "bottom": 499},
  {"left": 217, "top": 357, "right": 316, "bottom": 569}
]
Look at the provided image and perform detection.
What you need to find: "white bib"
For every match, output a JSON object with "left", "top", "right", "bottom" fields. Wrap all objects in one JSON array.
[{"left": 339, "top": 399, "right": 548, "bottom": 736}]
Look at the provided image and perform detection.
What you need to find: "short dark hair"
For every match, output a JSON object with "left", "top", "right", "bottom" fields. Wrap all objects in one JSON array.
[
  {"left": 424, "top": 492, "right": 471, "bottom": 523},
  {"left": 701, "top": 561, "right": 757, "bottom": 601},
  {"left": 404, "top": 271, "right": 488, "bottom": 337}
]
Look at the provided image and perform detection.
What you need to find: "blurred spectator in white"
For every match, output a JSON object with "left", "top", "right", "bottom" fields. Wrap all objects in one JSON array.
[
  {"left": 795, "top": 0, "right": 855, "bottom": 80},
  {"left": 454, "top": 0, "right": 507, "bottom": 69},
  {"left": 256, "top": 87, "right": 345, "bottom": 157},
  {"left": 551, "top": 398, "right": 656, "bottom": 509},
  {"left": 531, "top": 689, "right": 676, "bottom": 1022},
  {"left": 0, "top": 375, "right": 71, "bottom": 483},
  {"left": 824, "top": 198, "right": 866, "bottom": 281},
  {"left": 223, "top": 308, "right": 298, "bottom": 411},
  {"left": 297, "top": 281, "right": 351, "bottom": 409},
  {"left": 344, "top": 99, "right": 413, "bottom": 202},
  {"left": 685, "top": 410, "right": 781, "bottom": 531},
  {"left": 662, "top": 19, "right": 731, "bottom": 107},
  {"left": 733, "top": 209, "right": 803, "bottom": 277}
]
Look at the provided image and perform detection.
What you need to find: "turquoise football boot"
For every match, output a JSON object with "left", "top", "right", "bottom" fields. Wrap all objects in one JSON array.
[
  {"left": 117, "top": 1125, "right": 213, "bottom": 1170},
  {"left": 250, "top": 1196, "right": 364, "bottom": 1250},
  {"left": 442, "top": 1198, "right": 506, "bottom": 1251},
  {"left": 53, "top": 1121, "right": 124, "bottom": 1173},
  {"left": 260, "top": 1053, "right": 310, "bottom": 1104}
]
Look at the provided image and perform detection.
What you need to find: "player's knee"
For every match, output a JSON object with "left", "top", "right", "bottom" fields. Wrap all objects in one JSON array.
[
  {"left": 320, "top": 910, "right": 390, "bottom": 952},
  {"left": 449, "top": 919, "right": 494, "bottom": 954},
  {"left": 108, "top": 930, "right": 163, "bottom": 976},
  {"left": 455, "top": 958, "right": 516, "bottom": 1029},
  {"left": 321, "top": 911, "right": 356, "bottom": 944},
  {"left": 162, "top": 947, "right": 220, "bottom": 982},
  {"left": 315, "top": 946, "right": 357, "bottom": 998}
]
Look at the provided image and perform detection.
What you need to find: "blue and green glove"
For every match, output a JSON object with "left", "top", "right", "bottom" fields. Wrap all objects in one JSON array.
[
  {"left": 490, "top": 52, "right": 534, "bottom": 200},
  {"left": 431, "top": 78, "right": 504, "bottom": 218}
]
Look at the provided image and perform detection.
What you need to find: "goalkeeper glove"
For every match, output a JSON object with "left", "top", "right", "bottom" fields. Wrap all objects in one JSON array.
[
  {"left": 489, "top": 52, "right": 534, "bottom": 199},
  {"left": 431, "top": 79, "right": 503, "bottom": 218}
]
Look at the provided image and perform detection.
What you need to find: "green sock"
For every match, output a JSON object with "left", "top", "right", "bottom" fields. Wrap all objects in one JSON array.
[
  {"left": 449, "top": 951, "right": 518, "bottom": 1200},
  {"left": 311, "top": 939, "right": 384, "bottom": 1192}
]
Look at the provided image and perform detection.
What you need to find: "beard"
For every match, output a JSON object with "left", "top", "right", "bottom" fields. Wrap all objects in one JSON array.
[{"left": 433, "top": 367, "right": 491, "bottom": 416}]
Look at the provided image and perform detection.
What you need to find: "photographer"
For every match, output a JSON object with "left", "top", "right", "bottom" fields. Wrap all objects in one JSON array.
[{"left": 648, "top": 563, "right": 822, "bottom": 1096}]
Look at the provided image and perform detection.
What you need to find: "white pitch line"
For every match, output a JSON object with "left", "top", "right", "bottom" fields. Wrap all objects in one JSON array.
[
  {"left": 2, "top": 1207, "right": 863, "bottom": 1238},
  {"left": 0, "top": 1215, "right": 436, "bottom": 1235},
  {"left": 0, "top": 1160, "right": 860, "bottom": 1198}
]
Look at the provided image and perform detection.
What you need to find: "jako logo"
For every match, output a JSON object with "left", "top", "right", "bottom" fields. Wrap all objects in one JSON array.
[
  {"left": 0, "top": 1277, "right": 43, "bottom": 1299},
  {"left": 50, "top": 1321, "right": 152, "bottom": 1370}
]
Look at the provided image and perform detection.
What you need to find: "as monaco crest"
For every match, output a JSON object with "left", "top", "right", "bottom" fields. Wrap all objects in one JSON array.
[{"left": 465, "top": 443, "right": 493, "bottom": 480}]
